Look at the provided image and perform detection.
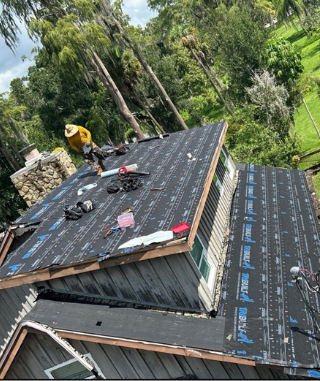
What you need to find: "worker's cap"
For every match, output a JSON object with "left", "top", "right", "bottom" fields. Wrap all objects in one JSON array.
[{"left": 65, "top": 124, "right": 79, "bottom": 137}]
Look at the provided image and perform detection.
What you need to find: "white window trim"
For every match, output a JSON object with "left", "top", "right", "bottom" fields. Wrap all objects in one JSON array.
[
  {"left": 220, "top": 147, "right": 234, "bottom": 179},
  {"left": 213, "top": 173, "right": 224, "bottom": 195},
  {"left": 190, "top": 234, "right": 215, "bottom": 291},
  {"left": 45, "top": 353, "right": 104, "bottom": 379}
]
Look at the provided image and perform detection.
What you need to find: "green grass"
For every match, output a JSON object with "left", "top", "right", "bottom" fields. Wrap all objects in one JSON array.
[
  {"left": 313, "top": 172, "right": 320, "bottom": 193},
  {"left": 274, "top": 21, "right": 320, "bottom": 193},
  {"left": 294, "top": 92, "right": 320, "bottom": 155}
]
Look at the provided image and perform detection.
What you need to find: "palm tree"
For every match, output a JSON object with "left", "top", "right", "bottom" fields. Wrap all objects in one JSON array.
[{"left": 180, "top": 34, "right": 234, "bottom": 116}]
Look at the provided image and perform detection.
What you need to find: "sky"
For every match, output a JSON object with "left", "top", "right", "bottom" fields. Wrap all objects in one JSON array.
[{"left": 0, "top": 0, "right": 157, "bottom": 94}]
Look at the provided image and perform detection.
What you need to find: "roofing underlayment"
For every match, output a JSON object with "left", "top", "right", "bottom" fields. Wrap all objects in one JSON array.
[
  {"left": 220, "top": 163, "right": 320, "bottom": 378},
  {"left": 0, "top": 122, "right": 226, "bottom": 281},
  {"left": 2, "top": 122, "right": 320, "bottom": 377}
]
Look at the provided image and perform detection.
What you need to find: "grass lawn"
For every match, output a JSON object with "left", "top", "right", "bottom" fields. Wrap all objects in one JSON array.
[
  {"left": 275, "top": 23, "right": 320, "bottom": 155},
  {"left": 274, "top": 22, "right": 320, "bottom": 196}
]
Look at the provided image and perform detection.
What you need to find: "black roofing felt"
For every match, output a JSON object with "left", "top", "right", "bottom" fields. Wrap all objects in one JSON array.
[
  {"left": 220, "top": 164, "right": 320, "bottom": 374},
  {"left": 25, "top": 298, "right": 225, "bottom": 352},
  {"left": 0, "top": 122, "right": 226, "bottom": 279}
]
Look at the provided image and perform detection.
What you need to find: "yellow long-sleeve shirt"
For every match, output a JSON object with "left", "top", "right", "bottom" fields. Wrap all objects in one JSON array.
[{"left": 67, "top": 126, "right": 95, "bottom": 152}]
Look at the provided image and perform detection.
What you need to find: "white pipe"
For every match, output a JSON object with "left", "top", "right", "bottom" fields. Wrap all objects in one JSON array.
[{"left": 100, "top": 163, "right": 137, "bottom": 178}]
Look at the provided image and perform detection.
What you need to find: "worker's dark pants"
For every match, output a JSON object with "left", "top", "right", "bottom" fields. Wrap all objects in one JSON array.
[{"left": 82, "top": 144, "right": 105, "bottom": 171}]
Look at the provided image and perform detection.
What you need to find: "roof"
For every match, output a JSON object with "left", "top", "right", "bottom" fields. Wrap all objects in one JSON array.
[
  {"left": 25, "top": 297, "right": 226, "bottom": 353},
  {"left": 220, "top": 163, "right": 320, "bottom": 377},
  {"left": 0, "top": 122, "right": 227, "bottom": 288}
]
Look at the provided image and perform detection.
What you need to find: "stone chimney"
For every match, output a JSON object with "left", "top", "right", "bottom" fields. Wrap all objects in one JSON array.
[{"left": 11, "top": 148, "right": 76, "bottom": 207}]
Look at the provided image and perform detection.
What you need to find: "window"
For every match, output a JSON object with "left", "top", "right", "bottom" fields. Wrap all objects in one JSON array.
[
  {"left": 220, "top": 148, "right": 234, "bottom": 179},
  {"left": 219, "top": 151, "right": 230, "bottom": 173},
  {"left": 189, "top": 235, "right": 214, "bottom": 288},
  {"left": 45, "top": 353, "right": 104, "bottom": 379},
  {"left": 213, "top": 173, "right": 223, "bottom": 194}
]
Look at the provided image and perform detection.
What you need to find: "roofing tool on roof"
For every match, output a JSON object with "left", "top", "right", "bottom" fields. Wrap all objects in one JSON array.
[
  {"left": 100, "top": 164, "right": 138, "bottom": 178},
  {"left": 77, "top": 183, "right": 97, "bottom": 195},
  {"left": 103, "top": 224, "right": 120, "bottom": 238},
  {"left": 170, "top": 222, "right": 191, "bottom": 234},
  {"left": 118, "top": 166, "right": 150, "bottom": 178},
  {"left": 121, "top": 207, "right": 133, "bottom": 214},
  {"left": 150, "top": 187, "right": 164, "bottom": 191}
]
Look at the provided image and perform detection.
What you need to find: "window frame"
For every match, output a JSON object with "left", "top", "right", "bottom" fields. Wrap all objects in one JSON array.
[
  {"left": 189, "top": 234, "right": 215, "bottom": 290},
  {"left": 44, "top": 353, "right": 104, "bottom": 380},
  {"left": 213, "top": 173, "right": 223, "bottom": 195},
  {"left": 220, "top": 147, "right": 234, "bottom": 179}
]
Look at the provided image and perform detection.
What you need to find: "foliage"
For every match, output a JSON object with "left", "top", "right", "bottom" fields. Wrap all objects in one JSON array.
[
  {"left": 245, "top": 70, "right": 292, "bottom": 140},
  {"left": 299, "top": 4, "right": 320, "bottom": 33},
  {"left": 215, "top": 5, "right": 270, "bottom": 102},
  {"left": 226, "top": 106, "right": 299, "bottom": 167},
  {"left": 266, "top": 36, "right": 303, "bottom": 87}
]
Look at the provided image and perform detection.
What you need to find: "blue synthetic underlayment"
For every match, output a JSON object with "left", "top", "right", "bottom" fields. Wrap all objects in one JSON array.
[{"left": 0, "top": 122, "right": 225, "bottom": 278}]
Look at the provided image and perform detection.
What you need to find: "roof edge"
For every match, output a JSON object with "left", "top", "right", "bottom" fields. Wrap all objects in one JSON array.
[{"left": 0, "top": 240, "right": 191, "bottom": 290}]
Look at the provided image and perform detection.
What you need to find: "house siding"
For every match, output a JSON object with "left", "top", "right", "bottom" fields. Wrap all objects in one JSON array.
[
  {"left": 36, "top": 253, "right": 207, "bottom": 311},
  {"left": 189, "top": 147, "right": 237, "bottom": 309},
  {"left": 0, "top": 285, "right": 37, "bottom": 357},
  {"left": 5, "top": 333, "right": 290, "bottom": 380}
]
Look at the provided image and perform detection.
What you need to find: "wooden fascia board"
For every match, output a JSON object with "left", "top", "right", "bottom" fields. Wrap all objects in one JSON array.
[
  {"left": 0, "top": 322, "right": 95, "bottom": 379},
  {"left": 188, "top": 122, "right": 228, "bottom": 247},
  {"left": 0, "top": 240, "right": 191, "bottom": 290},
  {"left": 57, "top": 329, "right": 256, "bottom": 366},
  {"left": 0, "top": 327, "right": 28, "bottom": 379},
  {"left": 0, "top": 229, "right": 15, "bottom": 267}
]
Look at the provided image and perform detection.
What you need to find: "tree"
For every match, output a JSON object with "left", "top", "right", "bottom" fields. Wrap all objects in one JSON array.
[
  {"left": 226, "top": 106, "right": 299, "bottom": 168},
  {"left": 270, "top": 0, "right": 306, "bottom": 23},
  {"left": 180, "top": 33, "right": 234, "bottom": 116},
  {"left": 245, "top": 70, "right": 291, "bottom": 141},
  {"left": 1, "top": 0, "right": 145, "bottom": 140},
  {"left": 215, "top": 5, "right": 270, "bottom": 102},
  {"left": 266, "top": 37, "right": 303, "bottom": 89},
  {"left": 96, "top": 0, "right": 189, "bottom": 130}
]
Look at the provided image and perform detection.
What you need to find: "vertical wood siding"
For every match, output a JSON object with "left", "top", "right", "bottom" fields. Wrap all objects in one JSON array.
[
  {"left": 0, "top": 285, "right": 37, "bottom": 357},
  {"left": 36, "top": 253, "right": 207, "bottom": 311},
  {"left": 5, "top": 333, "right": 289, "bottom": 379}
]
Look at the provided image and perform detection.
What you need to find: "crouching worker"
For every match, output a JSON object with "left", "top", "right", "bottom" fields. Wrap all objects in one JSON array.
[{"left": 65, "top": 124, "right": 106, "bottom": 176}]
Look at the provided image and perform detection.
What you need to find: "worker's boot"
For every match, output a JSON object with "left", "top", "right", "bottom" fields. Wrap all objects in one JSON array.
[
  {"left": 98, "top": 159, "right": 106, "bottom": 171},
  {"left": 97, "top": 167, "right": 103, "bottom": 176}
]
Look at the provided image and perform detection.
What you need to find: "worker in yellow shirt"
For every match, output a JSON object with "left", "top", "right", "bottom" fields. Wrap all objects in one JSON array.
[{"left": 65, "top": 124, "right": 106, "bottom": 176}]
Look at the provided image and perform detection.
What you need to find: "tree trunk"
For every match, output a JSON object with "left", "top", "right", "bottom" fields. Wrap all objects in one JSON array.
[
  {"left": 302, "top": 97, "right": 320, "bottom": 140},
  {"left": 97, "top": 4, "right": 189, "bottom": 131},
  {"left": 131, "top": 87, "right": 166, "bottom": 134},
  {"left": 203, "top": 61, "right": 225, "bottom": 91},
  {"left": 128, "top": 48, "right": 189, "bottom": 130},
  {"left": 90, "top": 52, "right": 145, "bottom": 140},
  {"left": 0, "top": 140, "right": 21, "bottom": 172},
  {"left": 190, "top": 49, "right": 234, "bottom": 117},
  {"left": 46, "top": 0, "right": 145, "bottom": 141}
]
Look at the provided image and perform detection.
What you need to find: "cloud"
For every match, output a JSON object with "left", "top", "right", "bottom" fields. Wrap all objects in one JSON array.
[
  {"left": 0, "top": 22, "right": 36, "bottom": 93},
  {"left": 122, "top": 0, "right": 157, "bottom": 27},
  {"left": 0, "top": 0, "right": 156, "bottom": 93}
]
